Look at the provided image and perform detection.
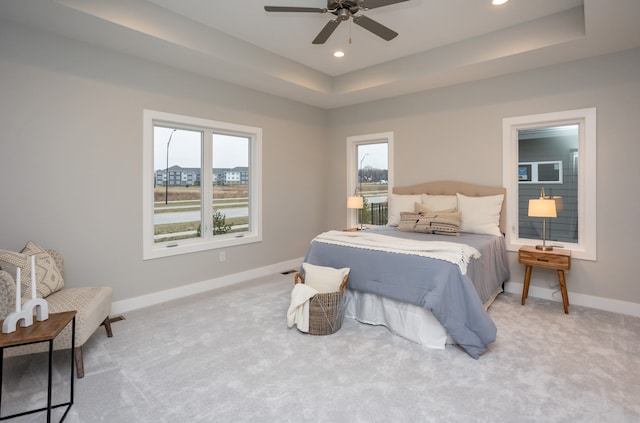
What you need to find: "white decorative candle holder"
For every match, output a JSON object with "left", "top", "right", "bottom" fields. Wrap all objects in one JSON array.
[
  {"left": 2, "top": 256, "right": 49, "bottom": 334},
  {"left": 22, "top": 298, "right": 49, "bottom": 321},
  {"left": 2, "top": 309, "right": 34, "bottom": 333}
]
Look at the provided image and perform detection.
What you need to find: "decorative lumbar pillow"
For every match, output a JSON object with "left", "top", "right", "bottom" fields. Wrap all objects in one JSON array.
[
  {"left": 397, "top": 206, "right": 460, "bottom": 235},
  {"left": 414, "top": 209, "right": 461, "bottom": 235},
  {"left": 456, "top": 193, "right": 504, "bottom": 237},
  {"left": 421, "top": 194, "right": 458, "bottom": 211},
  {"left": 0, "top": 241, "right": 65, "bottom": 298},
  {"left": 397, "top": 211, "right": 422, "bottom": 232},
  {"left": 387, "top": 194, "right": 421, "bottom": 226},
  {"left": 302, "top": 263, "right": 349, "bottom": 294}
]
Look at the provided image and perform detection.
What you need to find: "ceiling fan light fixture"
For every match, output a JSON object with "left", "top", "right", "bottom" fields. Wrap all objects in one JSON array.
[
  {"left": 336, "top": 8, "right": 350, "bottom": 21},
  {"left": 333, "top": 50, "right": 345, "bottom": 58},
  {"left": 492, "top": 0, "right": 509, "bottom": 5}
]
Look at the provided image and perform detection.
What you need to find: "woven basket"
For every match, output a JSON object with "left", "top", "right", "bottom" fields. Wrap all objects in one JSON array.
[{"left": 294, "top": 272, "right": 348, "bottom": 336}]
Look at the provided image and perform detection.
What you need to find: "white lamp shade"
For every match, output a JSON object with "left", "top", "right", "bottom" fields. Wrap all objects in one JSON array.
[
  {"left": 549, "top": 195, "right": 564, "bottom": 212},
  {"left": 347, "top": 196, "right": 364, "bottom": 209},
  {"left": 528, "top": 198, "right": 557, "bottom": 218}
]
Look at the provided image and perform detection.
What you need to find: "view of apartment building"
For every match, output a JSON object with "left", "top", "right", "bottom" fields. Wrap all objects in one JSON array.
[{"left": 155, "top": 166, "right": 249, "bottom": 186}]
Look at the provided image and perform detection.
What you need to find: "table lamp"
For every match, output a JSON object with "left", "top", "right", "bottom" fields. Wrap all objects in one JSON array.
[
  {"left": 347, "top": 195, "right": 364, "bottom": 230},
  {"left": 528, "top": 188, "right": 557, "bottom": 250}
]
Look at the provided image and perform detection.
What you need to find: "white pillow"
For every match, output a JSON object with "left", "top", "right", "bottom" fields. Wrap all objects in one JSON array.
[
  {"left": 387, "top": 194, "right": 421, "bottom": 226},
  {"left": 456, "top": 193, "right": 504, "bottom": 237},
  {"left": 302, "top": 263, "right": 350, "bottom": 293},
  {"left": 421, "top": 194, "right": 458, "bottom": 211}
]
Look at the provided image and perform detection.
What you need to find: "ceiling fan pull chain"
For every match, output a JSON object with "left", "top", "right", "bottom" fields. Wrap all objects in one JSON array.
[{"left": 349, "top": 19, "right": 352, "bottom": 44}]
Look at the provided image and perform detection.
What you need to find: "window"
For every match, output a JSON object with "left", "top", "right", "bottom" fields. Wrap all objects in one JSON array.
[
  {"left": 502, "top": 108, "right": 596, "bottom": 260},
  {"left": 518, "top": 160, "right": 563, "bottom": 184},
  {"left": 346, "top": 132, "right": 394, "bottom": 228},
  {"left": 143, "top": 110, "right": 262, "bottom": 260}
]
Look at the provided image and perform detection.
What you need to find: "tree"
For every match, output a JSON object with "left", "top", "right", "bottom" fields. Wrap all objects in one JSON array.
[
  {"left": 359, "top": 196, "right": 372, "bottom": 225},
  {"left": 196, "top": 209, "right": 231, "bottom": 236},
  {"left": 212, "top": 209, "right": 231, "bottom": 235}
]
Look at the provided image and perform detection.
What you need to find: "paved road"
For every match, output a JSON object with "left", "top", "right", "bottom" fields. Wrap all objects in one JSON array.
[
  {"left": 154, "top": 195, "right": 387, "bottom": 225},
  {"left": 154, "top": 207, "right": 248, "bottom": 225}
]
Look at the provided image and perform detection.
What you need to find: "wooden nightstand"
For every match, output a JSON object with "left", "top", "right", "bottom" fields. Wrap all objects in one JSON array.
[{"left": 519, "top": 245, "right": 572, "bottom": 314}]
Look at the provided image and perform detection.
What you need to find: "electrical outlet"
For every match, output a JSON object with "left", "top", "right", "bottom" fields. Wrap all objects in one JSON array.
[{"left": 219, "top": 251, "right": 226, "bottom": 262}]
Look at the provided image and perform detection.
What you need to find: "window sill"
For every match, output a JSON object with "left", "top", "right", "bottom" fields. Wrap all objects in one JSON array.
[{"left": 143, "top": 233, "right": 261, "bottom": 260}]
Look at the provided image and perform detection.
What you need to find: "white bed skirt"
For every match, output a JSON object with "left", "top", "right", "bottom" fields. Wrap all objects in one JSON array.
[{"left": 343, "top": 287, "right": 502, "bottom": 350}]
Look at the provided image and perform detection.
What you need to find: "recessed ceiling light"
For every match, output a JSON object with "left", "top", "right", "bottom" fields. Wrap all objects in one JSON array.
[
  {"left": 333, "top": 51, "right": 345, "bottom": 58},
  {"left": 492, "top": 0, "right": 509, "bottom": 5}
]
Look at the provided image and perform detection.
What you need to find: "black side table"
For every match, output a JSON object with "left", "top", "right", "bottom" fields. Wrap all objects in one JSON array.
[{"left": 0, "top": 311, "right": 76, "bottom": 422}]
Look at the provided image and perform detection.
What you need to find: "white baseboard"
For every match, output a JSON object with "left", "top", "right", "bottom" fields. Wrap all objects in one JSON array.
[
  {"left": 111, "top": 260, "right": 640, "bottom": 318},
  {"left": 111, "top": 257, "right": 304, "bottom": 315},
  {"left": 504, "top": 281, "right": 640, "bottom": 318}
]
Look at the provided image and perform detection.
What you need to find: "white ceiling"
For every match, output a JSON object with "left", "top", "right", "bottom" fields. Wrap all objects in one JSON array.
[{"left": 1, "top": 0, "right": 640, "bottom": 109}]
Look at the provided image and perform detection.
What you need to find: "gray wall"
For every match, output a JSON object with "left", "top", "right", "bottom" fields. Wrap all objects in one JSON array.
[
  {"left": 0, "top": 21, "right": 328, "bottom": 302},
  {"left": 327, "top": 48, "right": 640, "bottom": 305}
]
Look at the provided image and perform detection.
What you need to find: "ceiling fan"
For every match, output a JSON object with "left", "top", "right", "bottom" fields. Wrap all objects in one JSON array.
[{"left": 264, "top": 0, "right": 410, "bottom": 44}]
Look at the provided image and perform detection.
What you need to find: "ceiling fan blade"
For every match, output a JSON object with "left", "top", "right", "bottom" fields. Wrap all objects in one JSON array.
[
  {"left": 264, "top": 6, "right": 327, "bottom": 13},
  {"left": 352, "top": 15, "right": 398, "bottom": 41},
  {"left": 360, "top": 0, "right": 410, "bottom": 10},
  {"left": 312, "top": 19, "right": 341, "bottom": 44}
]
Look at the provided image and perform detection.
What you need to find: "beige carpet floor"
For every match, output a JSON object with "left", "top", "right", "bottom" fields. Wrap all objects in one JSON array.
[{"left": 2, "top": 272, "right": 639, "bottom": 422}]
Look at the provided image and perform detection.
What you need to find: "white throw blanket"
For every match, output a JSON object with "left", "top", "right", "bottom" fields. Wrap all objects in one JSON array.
[
  {"left": 313, "top": 230, "right": 480, "bottom": 274},
  {"left": 287, "top": 283, "right": 319, "bottom": 333}
]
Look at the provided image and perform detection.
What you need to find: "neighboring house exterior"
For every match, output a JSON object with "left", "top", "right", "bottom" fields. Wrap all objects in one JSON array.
[
  {"left": 213, "top": 167, "right": 249, "bottom": 185},
  {"left": 157, "top": 166, "right": 249, "bottom": 186},
  {"left": 155, "top": 165, "right": 201, "bottom": 187}
]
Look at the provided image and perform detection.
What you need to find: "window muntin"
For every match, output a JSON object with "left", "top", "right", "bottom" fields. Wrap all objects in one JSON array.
[
  {"left": 143, "top": 110, "right": 262, "bottom": 260},
  {"left": 502, "top": 108, "right": 596, "bottom": 260}
]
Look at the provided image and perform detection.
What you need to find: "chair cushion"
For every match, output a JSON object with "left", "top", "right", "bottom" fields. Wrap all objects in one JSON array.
[{"left": 2, "top": 286, "right": 113, "bottom": 357}]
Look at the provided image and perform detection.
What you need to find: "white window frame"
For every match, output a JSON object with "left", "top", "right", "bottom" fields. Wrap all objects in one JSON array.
[
  {"left": 502, "top": 108, "right": 596, "bottom": 260},
  {"left": 143, "top": 110, "right": 262, "bottom": 260},
  {"left": 346, "top": 132, "right": 394, "bottom": 228}
]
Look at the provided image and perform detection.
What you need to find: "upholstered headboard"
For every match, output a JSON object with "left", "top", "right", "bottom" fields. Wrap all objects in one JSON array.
[{"left": 393, "top": 181, "right": 507, "bottom": 234}]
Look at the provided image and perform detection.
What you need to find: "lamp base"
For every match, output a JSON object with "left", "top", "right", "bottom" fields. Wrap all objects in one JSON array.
[{"left": 535, "top": 244, "right": 554, "bottom": 251}]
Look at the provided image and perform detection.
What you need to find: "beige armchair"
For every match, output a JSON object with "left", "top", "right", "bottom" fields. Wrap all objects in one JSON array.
[{"left": 0, "top": 249, "right": 113, "bottom": 378}]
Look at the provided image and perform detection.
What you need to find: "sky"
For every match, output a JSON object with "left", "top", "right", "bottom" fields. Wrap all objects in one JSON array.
[
  {"left": 357, "top": 142, "right": 388, "bottom": 170},
  {"left": 154, "top": 127, "right": 248, "bottom": 170},
  {"left": 154, "top": 126, "right": 387, "bottom": 171}
]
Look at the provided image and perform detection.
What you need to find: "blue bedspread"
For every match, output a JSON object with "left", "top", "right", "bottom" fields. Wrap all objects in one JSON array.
[{"left": 302, "top": 228, "right": 510, "bottom": 358}]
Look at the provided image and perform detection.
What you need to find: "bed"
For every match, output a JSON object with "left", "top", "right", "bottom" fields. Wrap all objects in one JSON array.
[{"left": 301, "top": 181, "right": 510, "bottom": 358}]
